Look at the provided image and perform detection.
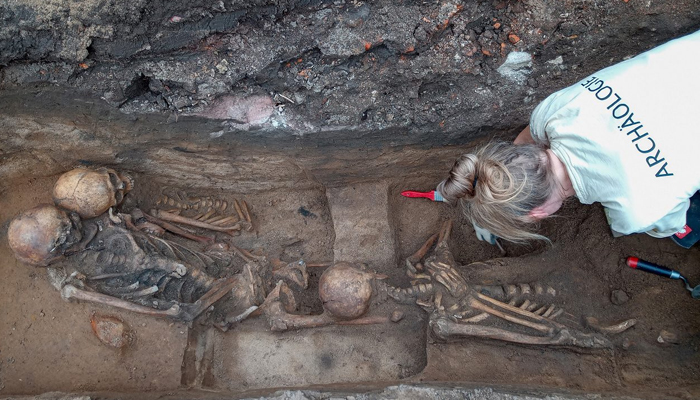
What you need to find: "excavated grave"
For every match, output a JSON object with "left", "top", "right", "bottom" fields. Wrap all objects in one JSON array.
[
  {"left": 0, "top": 159, "right": 699, "bottom": 400},
  {"left": 1, "top": 0, "right": 700, "bottom": 398}
]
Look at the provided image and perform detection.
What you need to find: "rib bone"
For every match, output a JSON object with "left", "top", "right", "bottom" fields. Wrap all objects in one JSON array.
[
  {"left": 152, "top": 209, "right": 250, "bottom": 234},
  {"left": 468, "top": 297, "right": 553, "bottom": 334}
]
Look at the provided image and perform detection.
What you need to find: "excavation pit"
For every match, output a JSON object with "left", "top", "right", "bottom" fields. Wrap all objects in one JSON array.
[{"left": 0, "top": 101, "right": 698, "bottom": 399}]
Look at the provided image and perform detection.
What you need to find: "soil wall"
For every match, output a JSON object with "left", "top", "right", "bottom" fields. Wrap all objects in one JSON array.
[{"left": 2, "top": 0, "right": 700, "bottom": 190}]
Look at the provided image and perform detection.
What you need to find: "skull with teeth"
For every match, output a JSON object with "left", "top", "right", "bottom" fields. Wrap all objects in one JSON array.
[
  {"left": 7, "top": 204, "right": 81, "bottom": 267},
  {"left": 53, "top": 168, "right": 133, "bottom": 218}
]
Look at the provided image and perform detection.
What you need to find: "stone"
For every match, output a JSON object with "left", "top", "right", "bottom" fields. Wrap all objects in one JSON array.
[
  {"left": 496, "top": 51, "right": 532, "bottom": 85},
  {"left": 610, "top": 289, "right": 630, "bottom": 305},
  {"left": 657, "top": 330, "right": 680, "bottom": 344}
]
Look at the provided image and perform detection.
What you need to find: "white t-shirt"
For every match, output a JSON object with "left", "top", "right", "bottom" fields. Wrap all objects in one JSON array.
[{"left": 530, "top": 30, "right": 700, "bottom": 237}]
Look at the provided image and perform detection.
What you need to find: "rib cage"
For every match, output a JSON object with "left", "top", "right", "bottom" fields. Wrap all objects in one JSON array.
[
  {"left": 156, "top": 189, "right": 252, "bottom": 230},
  {"left": 65, "top": 219, "right": 218, "bottom": 310}
]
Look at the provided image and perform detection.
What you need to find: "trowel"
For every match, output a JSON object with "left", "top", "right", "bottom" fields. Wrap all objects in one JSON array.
[{"left": 626, "top": 256, "right": 700, "bottom": 299}]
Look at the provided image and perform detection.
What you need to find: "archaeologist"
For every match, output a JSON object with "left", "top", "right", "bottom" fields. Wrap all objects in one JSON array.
[{"left": 437, "top": 29, "right": 700, "bottom": 247}]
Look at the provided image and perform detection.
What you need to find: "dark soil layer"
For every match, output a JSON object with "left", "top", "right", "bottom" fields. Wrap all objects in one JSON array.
[{"left": 2, "top": 0, "right": 700, "bottom": 145}]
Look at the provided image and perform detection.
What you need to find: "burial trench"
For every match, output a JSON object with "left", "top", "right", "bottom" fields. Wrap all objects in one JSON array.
[
  {"left": 2, "top": 0, "right": 700, "bottom": 397},
  {"left": 0, "top": 92, "right": 698, "bottom": 399}
]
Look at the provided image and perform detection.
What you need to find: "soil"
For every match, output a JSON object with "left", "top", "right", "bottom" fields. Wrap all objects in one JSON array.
[
  {"left": 1, "top": 0, "right": 700, "bottom": 398},
  {"left": 0, "top": 168, "right": 698, "bottom": 399}
]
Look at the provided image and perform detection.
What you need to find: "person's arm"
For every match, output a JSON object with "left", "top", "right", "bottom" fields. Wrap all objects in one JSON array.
[{"left": 513, "top": 125, "right": 535, "bottom": 145}]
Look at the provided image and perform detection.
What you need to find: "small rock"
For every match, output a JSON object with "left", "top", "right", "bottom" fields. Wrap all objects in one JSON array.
[
  {"left": 215, "top": 59, "right": 229, "bottom": 74},
  {"left": 547, "top": 55, "right": 564, "bottom": 65},
  {"left": 496, "top": 51, "right": 532, "bottom": 84},
  {"left": 622, "top": 337, "right": 632, "bottom": 349},
  {"left": 390, "top": 310, "right": 405, "bottom": 322},
  {"left": 90, "top": 314, "right": 134, "bottom": 349},
  {"left": 294, "top": 92, "right": 306, "bottom": 104},
  {"left": 657, "top": 330, "right": 680, "bottom": 344},
  {"left": 611, "top": 289, "right": 630, "bottom": 305}
]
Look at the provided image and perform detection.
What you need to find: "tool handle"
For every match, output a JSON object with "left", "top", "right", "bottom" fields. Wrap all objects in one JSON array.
[
  {"left": 626, "top": 257, "right": 681, "bottom": 279},
  {"left": 401, "top": 190, "right": 444, "bottom": 202}
]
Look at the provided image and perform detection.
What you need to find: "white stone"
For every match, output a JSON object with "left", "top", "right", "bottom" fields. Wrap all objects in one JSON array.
[{"left": 497, "top": 51, "right": 533, "bottom": 85}]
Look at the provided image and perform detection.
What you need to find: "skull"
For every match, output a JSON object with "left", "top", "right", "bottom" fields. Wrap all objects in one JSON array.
[
  {"left": 53, "top": 168, "right": 133, "bottom": 218},
  {"left": 318, "top": 262, "right": 376, "bottom": 320},
  {"left": 7, "top": 204, "right": 79, "bottom": 267}
]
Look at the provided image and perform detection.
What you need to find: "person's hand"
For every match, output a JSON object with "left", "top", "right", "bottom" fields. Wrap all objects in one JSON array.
[{"left": 473, "top": 222, "right": 498, "bottom": 245}]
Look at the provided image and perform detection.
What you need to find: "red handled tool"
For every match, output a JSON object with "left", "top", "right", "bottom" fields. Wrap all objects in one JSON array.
[
  {"left": 626, "top": 256, "right": 700, "bottom": 299},
  {"left": 401, "top": 190, "right": 445, "bottom": 202}
]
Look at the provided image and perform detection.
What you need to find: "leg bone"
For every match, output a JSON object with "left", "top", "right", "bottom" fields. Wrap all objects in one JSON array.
[
  {"left": 61, "top": 284, "right": 181, "bottom": 318},
  {"left": 431, "top": 317, "right": 612, "bottom": 349}
]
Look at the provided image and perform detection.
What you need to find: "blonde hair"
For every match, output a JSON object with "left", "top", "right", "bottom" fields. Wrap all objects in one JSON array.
[{"left": 437, "top": 141, "right": 555, "bottom": 243}]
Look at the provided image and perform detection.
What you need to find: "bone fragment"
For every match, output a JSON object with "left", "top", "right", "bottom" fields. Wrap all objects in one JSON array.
[
  {"left": 407, "top": 232, "right": 439, "bottom": 265},
  {"left": 533, "top": 305, "right": 547, "bottom": 315},
  {"left": 550, "top": 308, "right": 564, "bottom": 319},
  {"left": 434, "top": 291, "right": 442, "bottom": 308},
  {"left": 585, "top": 317, "right": 637, "bottom": 334},
  {"left": 108, "top": 208, "right": 121, "bottom": 224},
  {"left": 475, "top": 292, "right": 568, "bottom": 329},
  {"left": 431, "top": 317, "right": 612, "bottom": 348},
  {"left": 337, "top": 315, "right": 390, "bottom": 325},
  {"left": 437, "top": 219, "right": 452, "bottom": 243},
  {"left": 543, "top": 304, "right": 556, "bottom": 318},
  {"left": 143, "top": 212, "right": 214, "bottom": 244},
  {"left": 225, "top": 305, "right": 259, "bottom": 325},
  {"left": 468, "top": 297, "right": 553, "bottom": 334},
  {"left": 62, "top": 284, "right": 181, "bottom": 317},
  {"left": 199, "top": 209, "right": 216, "bottom": 221},
  {"left": 120, "top": 285, "right": 160, "bottom": 299},
  {"left": 535, "top": 283, "right": 544, "bottom": 295},
  {"left": 234, "top": 199, "right": 244, "bottom": 221},
  {"left": 242, "top": 201, "right": 252, "bottom": 224},
  {"left": 306, "top": 262, "right": 332, "bottom": 268},
  {"left": 205, "top": 214, "right": 228, "bottom": 224},
  {"left": 519, "top": 283, "right": 532, "bottom": 296},
  {"left": 211, "top": 215, "right": 238, "bottom": 226},
  {"left": 462, "top": 312, "right": 490, "bottom": 323},
  {"left": 152, "top": 210, "right": 247, "bottom": 234}
]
